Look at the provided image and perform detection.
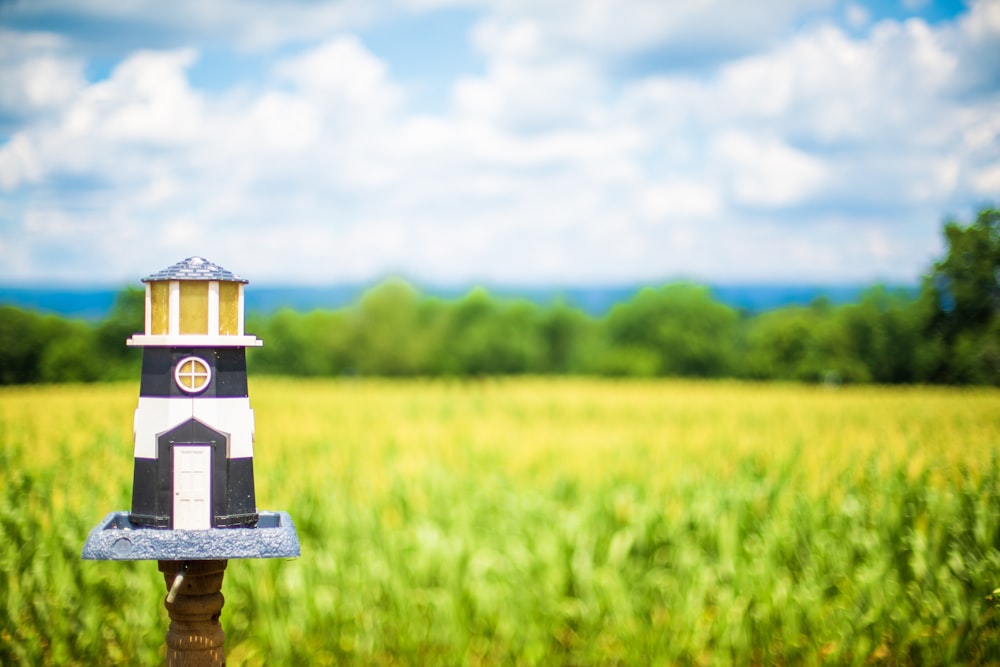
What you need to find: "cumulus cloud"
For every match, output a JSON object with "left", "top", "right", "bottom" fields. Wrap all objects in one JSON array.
[
  {"left": 711, "top": 132, "right": 829, "bottom": 208},
  {"left": 469, "top": 0, "right": 834, "bottom": 62},
  {"left": 0, "top": 1, "right": 997, "bottom": 285},
  {"left": 3, "top": 0, "right": 380, "bottom": 52},
  {"left": 0, "top": 29, "right": 85, "bottom": 118},
  {"left": 274, "top": 36, "right": 401, "bottom": 111},
  {"left": 72, "top": 50, "right": 203, "bottom": 144}
]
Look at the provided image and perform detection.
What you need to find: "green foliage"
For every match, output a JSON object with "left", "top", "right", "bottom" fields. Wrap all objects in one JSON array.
[
  {"left": 744, "top": 306, "right": 835, "bottom": 382},
  {"left": 436, "top": 289, "right": 545, "bottom": 375},
  {"left": 0, "top": 425, "right": 162, "bottom": 665},
  {"left": 924, "top": 208, "right": 1000, "bottom": 384},
  {"left": 38, "top": 322, "right": 104, "bottom": 383},
  {"left": 537, "top": 300, "right": 602, "bottom": 374},
  {"left": 222, "top": 463, "right": 999, "bottom": 664},
  {"left": 249, "top": 308, "right": 354, "bottom": 377},
  {"left": 933, "top": 208, "right": 1000, "bottom": 336},
  {"left": 93, "top": 287, "right": 144, "bottom": 380},
  {"left": 2, "top": 380, "right": 1000, "bottom": 664},
  {"left": 3, "top": 206, "right": 999, "bottom": 385},
  {"left": 0, "top": 306, "right": 49, "bottom": 384},
  {"left": 603, "top": 284, "right": 740, "bottom": 377},
  {"left": 0, "top": 308, "right": 107, "bottom": 384},
  {"left": 836, "top": 287, "right": 924, "bottom": 384},
  {"left": 0, "top": 287, "right": 143, "bottom": 385},
  {"left": 351, "top": 279, "right": 431, "bottom": 375}
]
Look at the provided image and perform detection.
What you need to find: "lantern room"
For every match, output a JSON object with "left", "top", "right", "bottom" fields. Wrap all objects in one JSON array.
[{"left": 128, "top": 256, "right": 261, "bottom": 348}]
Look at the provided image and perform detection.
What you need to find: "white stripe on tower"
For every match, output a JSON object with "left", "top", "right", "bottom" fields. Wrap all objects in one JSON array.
[
  {"left": 208, "top": 281, "right": 220, "bottom": 335},
  {"left": 144, "top": 283, "right": 152, "bottom": 335},
  {"left": 168, "top": 281, "right": 180, "bottom": 336},
  {"left": 237, "top": 285, "right": 245, "bottom": 336}
]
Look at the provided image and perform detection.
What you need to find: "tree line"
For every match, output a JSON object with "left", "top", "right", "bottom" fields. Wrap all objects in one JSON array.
[{"left": 2, "top": 208, "right": 997, "bottom": 386}]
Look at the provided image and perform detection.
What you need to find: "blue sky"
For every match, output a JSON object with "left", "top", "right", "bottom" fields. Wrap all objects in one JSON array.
[{"left": 0, "top": 0, "right": 997, "bottom": 286}]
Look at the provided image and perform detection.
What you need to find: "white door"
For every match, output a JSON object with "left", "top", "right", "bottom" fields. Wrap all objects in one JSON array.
[{"left": 173, "top": 445, "right": 212, "bottom": 529}]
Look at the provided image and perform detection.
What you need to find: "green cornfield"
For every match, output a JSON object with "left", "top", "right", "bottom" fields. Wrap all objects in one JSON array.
[{"left": 1, "top": 378, "right": 999, "bottom": 665}]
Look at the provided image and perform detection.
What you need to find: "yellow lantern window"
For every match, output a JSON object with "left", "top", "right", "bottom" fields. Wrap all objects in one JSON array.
[
  {"left": 179, "top": 281, "right": 209, "bottom": 335},
  {"left": 218, "top": 282, "right": 240, "bottom": 335},
  {"left": 149, "top": 282, "right": 170, "bottom": 335}
]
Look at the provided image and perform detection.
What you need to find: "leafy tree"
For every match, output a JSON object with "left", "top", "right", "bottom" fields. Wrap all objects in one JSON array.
[
  {"left": 924, "top": 207, "right": 1000, "bottom": 384},
  {"left": 94, "top": 286, "right": 145, "bottom": 379},
  {"left": 537, "top": 301, "right": 601, "bottom": 374},
  {"left": 349, "top": 279, "right": 431, "bottom": 376},
  {"left": 437, "top": 289, "right": 545, "bottom": 375},
  {"left": 836, "top": 286, "right": 922, "bottom": 384},
  {"left": 602, "top": 284, "right": 739, "bottom": 377},
  {"left": 7, "top": 208, "right": 999, "bottom": 386},
  {"left": 743, "top": 299, "right": 882, "bottom": 383},
  {"left": 0, "top": 306, "right": 104, "bottom": 384},
  {"left": 39, "top": 321, "right": 103, "bottom": 382},
  {"left": 933, "top": 208, "right": 1000, "bottom": 334},
  {"left": 248, "top": 308, "right": 352, "bottom": 376},
  {"left": 0, "top": 306, "right": 46, "bottom": 384}
]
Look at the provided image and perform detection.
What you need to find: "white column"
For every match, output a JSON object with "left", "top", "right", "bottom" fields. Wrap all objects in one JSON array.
[
  {"left": 208, "top": 281, "right": 220, "bottom": 336},
  {"left": 168, "top": 281, "right": 180, "bottom": 336},
  {"left": 237, "top": 285, "right": 245, "bottom": 336},
  {"left": 144, "top": 283, "right": 152, "bottom": 335}
]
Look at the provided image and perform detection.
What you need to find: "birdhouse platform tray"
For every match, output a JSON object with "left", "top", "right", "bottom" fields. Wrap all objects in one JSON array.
[{"left": 82, "top": 511, "right": 301, "bottom": 560}]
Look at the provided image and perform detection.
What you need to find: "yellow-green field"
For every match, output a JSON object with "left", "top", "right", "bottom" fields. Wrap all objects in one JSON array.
[{"left": 2, "top": 379, "right": 999, "bottom": 664}]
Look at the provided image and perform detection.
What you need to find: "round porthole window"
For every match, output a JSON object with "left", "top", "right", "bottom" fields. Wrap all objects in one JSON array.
[{"left": 175, "top": 356, "right": 211, "bottom": 393}]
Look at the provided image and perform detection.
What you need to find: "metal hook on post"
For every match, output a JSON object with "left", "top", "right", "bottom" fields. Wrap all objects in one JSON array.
[{"left": 166, "top": 561, "right": 189, "bottom": 604}]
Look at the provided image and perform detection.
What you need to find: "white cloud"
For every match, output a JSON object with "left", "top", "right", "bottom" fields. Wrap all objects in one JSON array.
[
  {"left": 0, "top": 135, "right": 43, "bottom": 190},
  {"left": 0, "top": 48, "right": 204, "bottom": 194},
  {"left": 453, "top": 56, "right": 603, "bottom": 130},
  {"left": 639, "top": 182, "right": 721, "bottom": 221},
  {"left": 973, "top": 163, "right": 1000, "bottom": 193},
  {"left": 470, "top": 0, "right": 835, "bottom": 61},
  {"left": 79, "top": 50, "right": 203, "bottom": 144},
  {"left": 709, "top": 20, "right": 958, "bottom": 145},
  {"left": 845, "top": 3, "right": 870, "bottom": 29},
  {"left": 3, "top": 0, "right": 380, "bottom": 52},
  {"left": 0, "top": 2, "right": 997, "bottom": 286},
  {"left": 712, "top": 132, "right": 828, "bottom": 208},
  {"left": 274, "top": 36, "right": 401, "bottom": 112},
  {"left": 0, "top": 29, "right": 85, "bottom": 117}
]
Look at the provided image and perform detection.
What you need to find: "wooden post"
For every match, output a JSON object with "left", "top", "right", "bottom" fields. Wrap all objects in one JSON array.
[{"left": 158, "top": 560, "right": 228, "bottom": 667}]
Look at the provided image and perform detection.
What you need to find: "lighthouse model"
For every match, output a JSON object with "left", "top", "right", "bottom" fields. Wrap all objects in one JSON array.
[
  {"left": 128, "top": 256, "right": 261, "bottom": 530},
  {"left": 82, "top": 257, "right": 298, "bottom": 666},
  {"left": 83, "top": 257, "right": 299, "bottom": 560}
]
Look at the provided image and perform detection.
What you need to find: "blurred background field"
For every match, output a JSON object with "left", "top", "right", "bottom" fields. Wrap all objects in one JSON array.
[
  {"left": 3, "top": 4, "right": 999, "bottom": 663},
  {"left": 2, "top": 378, "right": 998, "bottom": 665}
]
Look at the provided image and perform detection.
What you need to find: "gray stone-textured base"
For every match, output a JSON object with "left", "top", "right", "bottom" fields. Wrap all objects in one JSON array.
[{"left": 82, "top": 511, "right": 300, "bottom": 560}]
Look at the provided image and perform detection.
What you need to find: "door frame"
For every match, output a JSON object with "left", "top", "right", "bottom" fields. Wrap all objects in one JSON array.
[{"left": 156, "top": 418, "right": 229, "bottom": 529}]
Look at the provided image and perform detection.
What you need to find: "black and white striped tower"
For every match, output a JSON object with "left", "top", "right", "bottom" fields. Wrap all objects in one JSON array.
[
  {"left": 82, "top": 254, "right": 299, "bottom": 559},
  {"left": 127, "top": 256, "right": 261, "bottom": 530}
]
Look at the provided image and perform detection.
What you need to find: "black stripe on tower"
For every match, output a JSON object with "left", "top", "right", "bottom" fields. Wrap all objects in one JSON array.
[
  {"left": 140, "top": 347, "right": 249, "bottom": 398},
  {"left": 130, "top": 418, "right": 258, "bottom": 529}
]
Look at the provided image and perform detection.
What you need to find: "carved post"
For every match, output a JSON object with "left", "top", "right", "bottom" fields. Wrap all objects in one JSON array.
[{"left": 159, "top": 560, "right": 228, "bottom": 667}]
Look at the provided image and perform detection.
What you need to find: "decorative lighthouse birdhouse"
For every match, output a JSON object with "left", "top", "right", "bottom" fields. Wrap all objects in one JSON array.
[
  {"left": 128, "top": 257, "right": 261, "bottom": 530},
  {"left": 82, "top": 257, "right": 299, "bottom": 666},
  {"left": 83, "top": 257, "right": 299, "bottom": 560}
]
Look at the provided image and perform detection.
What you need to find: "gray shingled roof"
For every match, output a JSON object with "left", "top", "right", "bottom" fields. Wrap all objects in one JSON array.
[{"left": 143, "top": 257, "right": 248, "bottom": 283}]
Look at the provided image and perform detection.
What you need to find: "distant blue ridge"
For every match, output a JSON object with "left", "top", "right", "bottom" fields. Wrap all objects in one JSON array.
[
  {"left": 0, "top": 287, "right": 122, "bottom": 320},
  {"left": 0, "top": 282, "right": 918, "bottom": 320}
]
